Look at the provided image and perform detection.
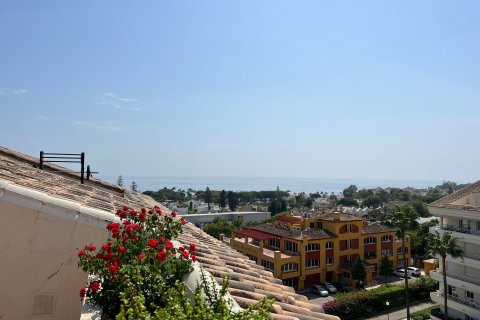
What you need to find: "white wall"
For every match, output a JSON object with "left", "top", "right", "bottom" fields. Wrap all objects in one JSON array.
[{"left": 0, "top": 187, "right": 112, "bottom": 319}]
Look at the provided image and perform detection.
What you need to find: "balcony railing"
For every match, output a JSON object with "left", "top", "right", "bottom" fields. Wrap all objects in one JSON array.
[
  {"left": 464, "top": 251, "right": 480, "bottom": 261},
  {"left": 432, "top": 291, "right": 480, "bottom": 310},
  {"left": 432, "top": 270, "right": 480, "bottom": 287},
  {"left": 437, "top": 225, "right": 480, "bottom": 236}
]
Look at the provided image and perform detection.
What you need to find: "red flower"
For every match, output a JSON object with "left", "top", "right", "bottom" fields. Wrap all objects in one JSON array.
[
  {"left": 141, "top": 208, "right": 147, "bottom": 213},
  {"left": 181, "top": 217, "right": 187, "bottom": 225},
  {"left": 102, "top": 243, "right": 112, "bottom": 252},
  {"left": 171, "top": 211, "right": 177, "bottom": 217},
  {"left": 139, "top": 213, "right": 147, "bottom": 221},
  {"left": 157, "top": 251, "right": 167, "bottom": 262},
  {"left": 148, "top": 209, "right": 153, "bottom": 215},
  {"left": 165, "top": 241, "right": 174, "bottom": 250},
  {"left": 182, "top": 250, "right": 189, "bottom": 260},
  {"left": 159, "top": 236, "right": 165, "bottom": 243},
  {"left": 191, "top": 254, "right": 197, "bottom": 262},
  {"left": 129, "top": 210, "right": 137, "bottom": 217},
  {"left": 80, "top": 287, "right": 87, "bottom": 298},
  {"left": 123, "top": 205, "right": 129, "bottom": 211},
  {"left": 122, "top": 219, "right": 131, "bottom": 225},
  {"left": 104, "top": 252, "right": 114, "bottom": 261},
  {"left": 156, "top": 208, "right": 162, "bottom": 215},
  {"left": 96, "top": 253, "right": 104, "bottom": 259},
  {"left": 147, "top": 239, "right": 159, "bottom": 249},
  {"left": 118, "top": 246, "right": 126, "bottom": 254},
  {"left": 88, "top": 245, "right": 96, "bottom": 251},
  {"left": 90, "top": 281, "right": 101, "bottom": 292},
  {"left": 116, "top": 208, "right": 122, "bottom": 215},
  {"left": 138, "top": 252, "right": 145, "bottom": 260},
  {"left": 108, "top": 263, "right": 119, "bottom": 274},
  {"left": 78, "top": 249, "right": 86, "bottom": 257},
  {"left": 107, "top": 222, "right": 120, "bottom": 231},
  {"left": 189, "top": 244, "right": 196, "bottom": 252}
]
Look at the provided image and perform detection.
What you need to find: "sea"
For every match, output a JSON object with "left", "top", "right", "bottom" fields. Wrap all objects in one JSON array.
[{"left": 98, "top": 176, "right": 442, "bottom": 195}]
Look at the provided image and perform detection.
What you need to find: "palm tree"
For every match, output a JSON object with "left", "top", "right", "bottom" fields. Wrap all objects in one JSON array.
[
  {"left": 384, "top": 205, "right": 419, "bottom": 320},
  {"left": 426, "top": 231, "right": 464, "bottom": 320}
]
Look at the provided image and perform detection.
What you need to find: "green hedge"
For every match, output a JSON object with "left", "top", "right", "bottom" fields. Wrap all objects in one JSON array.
[{"left": 322, "top": 276, "right": 438, "bottom": 320}]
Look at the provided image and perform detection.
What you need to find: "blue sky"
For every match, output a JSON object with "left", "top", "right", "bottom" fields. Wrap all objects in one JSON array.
[{"left": 1, "top": 1, "right": 479, "bottom": 182}]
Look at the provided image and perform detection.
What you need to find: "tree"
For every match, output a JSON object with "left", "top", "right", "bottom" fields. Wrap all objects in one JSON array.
[
  {"left": 379, "top": 255, "right": 393, "bottom": 284},
  {"left": 117, "top": 175, "right": 124, "bottom": 187},
  {"left": 384, "top": 205, "right": 419, "bottom": 320},
  {"left": 351, "top": 257, "right": 366, "bottom": 288},
  {"left": 205, "top": 187, "right": 212, "bottom": 211},
  {"left": 280, "top": 200, "right": 287, "bottom": 212},
  {"left": 228, "top": 191, "right": 237, "bottom": 212},
  {"left": 342, "top": 185, "right": 358, "bottom": 199},
  {"left": 219, "top": 190, "right": 227, "bottom": 211},
  {"left": 426, "top": 231, "right": 464, "bottom": 320},
  {"left": 409, "top": 200, "right": 430, "bottom": 217},
  {"left": 362, "top": 195, "right": 382, "bottom": 208},
  {"left": 131, "top": 181, "right": 138, "bottom": 192}
]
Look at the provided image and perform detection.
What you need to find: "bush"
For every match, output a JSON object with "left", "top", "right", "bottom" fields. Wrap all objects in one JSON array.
[{"left": 322, "top": 277, "right": 438, "bottom": 320}]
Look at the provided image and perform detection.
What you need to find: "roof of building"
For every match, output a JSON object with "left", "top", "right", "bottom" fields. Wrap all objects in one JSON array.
[
  {"left": 362, "top": 224, "right": 398, "bottom": 234},
  {"left": 0, "top": 146, "right": 337, "bottom": 320},
  {"left": 428, "top": 181, "right": 480, "bottom": 212},
  {"left": 248, "top": 224, "right": 336, "bottom": 240},
  {"left": 313, "top": 211, "right": 364, "bottom": 222},
  {"left": 234, "top": 228, "right": 278, "bottom": 241}
]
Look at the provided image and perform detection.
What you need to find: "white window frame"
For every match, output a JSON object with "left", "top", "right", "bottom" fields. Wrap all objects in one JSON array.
[
  {"left": 285, "top": 240, "right": 298, "bottom": 253},
  {"left": 306, "top": 259, "right": 319, "bottom": 268},
  {"left": 281, "top": 262, "right": 298, "bottom": 273},
  {"left": 326, "top": 257, "right": 333, "bottom": 265},
  {"left": 306, "top": 243, "right": 320, "bottom": 252},
  {"left": 364, "top": 237, "right": 376, "bottom": 244},
  {"left": 326, "top": 241, "right": 334, "bottom": 249}
]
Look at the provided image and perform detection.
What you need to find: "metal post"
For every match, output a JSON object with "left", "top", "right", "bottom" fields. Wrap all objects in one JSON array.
[
  {"left": 86, "top": 165, "right": 91, "bottom": 180},
  {"left": 39, "top": 151, "right": 44, "bottom": 170},
  {"left": 80, "top": 152, "right": 85, "bottom": 184}
]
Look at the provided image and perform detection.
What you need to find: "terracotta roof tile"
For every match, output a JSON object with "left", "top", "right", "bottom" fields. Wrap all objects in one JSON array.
[
  {"left": 0, "top": 146, "right": 339, "bottom": 320},
  {"left": 428, "top": 181, "right": 480, "bottom": 212},
  {"left": 247, "top": 224, "right": 335, "bottom": 240},
  {"left": 363, "top": 224, "right": 397, "bottom": 234}
]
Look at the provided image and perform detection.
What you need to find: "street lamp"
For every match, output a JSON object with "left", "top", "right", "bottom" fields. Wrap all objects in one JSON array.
[{"left": 385, "top": 301, "right": 390, "bottom": 320}]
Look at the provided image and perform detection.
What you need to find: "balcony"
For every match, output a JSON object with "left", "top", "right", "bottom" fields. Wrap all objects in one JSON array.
[
  {"left": 431, "top": 291, "right": 480, "bottom": 314},
  {"left": 433, "top": 225, "right": 480, "bottom": 245},
  {"left": 431, "top": 269, "right": 480, "bottom": 292}
]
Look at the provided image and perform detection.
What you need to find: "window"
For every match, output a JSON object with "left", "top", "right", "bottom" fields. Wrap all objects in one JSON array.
[
  {"left": 476, "top": 221, "right": 480, "bottom": 231},
  {"left": 397, "top": 247, "right": 408, "bottom": 254},
  {"left": 381, "top": 235, "right": 392, "bottom": 242},
  {"left": 285, "top": 241, "right": 298, "bottom": 253},
  {"left": 282, "top": 278, "right": 298, "bottom": 288},
  {"left": 310, "top": 222, "right": 315, "bottom": 229},
  {"left": 466, "top": 290, "right": 474, "bottom": 302},
  {"left": 262, "top": 260, "right": 274, "bottom": 271},
  {"left": 381, "top": 249, "right": 392, "bottom": 256},
  {"left": 306, "top": 259, "right": 319, "bottom": 268},
  {"left": 281, "top": 262, "right": 298, "bottom": 273},
  {"left": 397, "top": 259, "right": 405, "bottom": 267},
  {"left": 306, "top": 243, "right": 320, "bottom": 251},
  {"left": 364, "top": 237, "right": 376, "bottom": 244},
  {"left": 247, "top": 254, "right": 257, "bottom": 263},
  {"left": 317, "top": 222, "right": 322, "bottom": 228},
  {"left": 365, "top": 251, "right": 376, "bottom": 259},
  {"left": 326, "top": 257, "right": 333, "bottom": 265},
  {"left": 326, "top": 241, "right": 334, "bottom": 249},
  {"left": 269, "top": 238, "right": 279, "bottom": 248}
]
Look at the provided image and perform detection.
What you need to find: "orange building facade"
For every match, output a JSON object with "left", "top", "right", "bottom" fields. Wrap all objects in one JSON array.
[{"left": 225, "top": 211, "right": 411, "bottom": 289}]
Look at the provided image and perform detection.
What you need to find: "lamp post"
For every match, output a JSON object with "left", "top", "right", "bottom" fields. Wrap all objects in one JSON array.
[{"left": 385, "top": 301, "right": 390, "bottom": 320}]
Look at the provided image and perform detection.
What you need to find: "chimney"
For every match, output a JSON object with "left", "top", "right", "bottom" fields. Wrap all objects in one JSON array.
[{"left": 333, "top": 211, "right": 341, "bottom": 221}]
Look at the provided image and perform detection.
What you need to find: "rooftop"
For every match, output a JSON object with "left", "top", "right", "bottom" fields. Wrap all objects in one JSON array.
[
  {"left": 0, "top": 146, "right": 337, "bottom": 320},
  {"left": 248, "top": 224, "right": 336, "bottom": 240},
  {"left": 428, "top": 180, "right": 480, "bottom": 212}
]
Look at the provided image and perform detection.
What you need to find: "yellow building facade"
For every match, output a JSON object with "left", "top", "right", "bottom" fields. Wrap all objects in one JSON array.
[{"left": 226, "top": 211, "right": 411, "bottom": 289}]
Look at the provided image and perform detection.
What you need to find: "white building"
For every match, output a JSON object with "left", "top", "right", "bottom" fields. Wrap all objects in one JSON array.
[{"left": 428, "top": 181, "right": 480, "bottom": 320}]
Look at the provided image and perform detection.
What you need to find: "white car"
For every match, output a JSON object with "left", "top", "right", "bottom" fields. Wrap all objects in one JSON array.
[
  {"left": 407, "top": 267, "right": 421, "bottom": 277},
  {"left": 393, "top": 269, "right": 411, "bottom": 278},
  {"left": 311, "top": 285, "right": 329, "bottom": 297}
]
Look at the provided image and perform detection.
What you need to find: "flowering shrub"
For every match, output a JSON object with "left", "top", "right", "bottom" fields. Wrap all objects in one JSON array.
[{"left": 78, "top": 206, "right": 195, "bottom": 319}]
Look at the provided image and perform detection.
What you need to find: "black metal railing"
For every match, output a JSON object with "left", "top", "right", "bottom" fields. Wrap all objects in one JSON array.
[{"left": 39, "top": 151, "right": 97, "bottom": 184}]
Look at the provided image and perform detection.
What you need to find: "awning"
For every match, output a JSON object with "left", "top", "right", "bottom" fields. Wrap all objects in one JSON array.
[{"left": 234, "top": 229, "right": 277, "bottom": 241}]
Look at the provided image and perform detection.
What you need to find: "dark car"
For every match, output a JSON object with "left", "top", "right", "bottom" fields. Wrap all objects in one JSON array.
[
  {"left": 320, "top": 282, "right": 337, "bottom": 294},
  {"left": 311, "top": 285, "right": 329, "bottom": 297},
  {"left": 332, "top": 281, "right": 353, "bottom": 292}
]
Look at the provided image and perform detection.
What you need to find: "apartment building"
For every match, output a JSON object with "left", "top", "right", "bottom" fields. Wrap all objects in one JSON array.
[
  {"left": 428, "top": 181, "right": 480, "bottom": 320},
  {"left": 226, "top": 210, "right": 410, "bottom": 289}
]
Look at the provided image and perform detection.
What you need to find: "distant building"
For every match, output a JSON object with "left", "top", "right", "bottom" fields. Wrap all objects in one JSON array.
[
  {"left": 225, "top": 210, "right": 410, "bottom": 289},
  {"left": 184, "top": 211, "right": 270, "bottom": 227},
  {"left": 428, "top": 181, "right": 480, "bottom": 320}
]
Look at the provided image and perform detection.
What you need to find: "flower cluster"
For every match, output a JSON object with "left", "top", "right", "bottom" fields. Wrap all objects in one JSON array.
[{"left": 77, "top": 205, "right": 196, "bottom": 318}]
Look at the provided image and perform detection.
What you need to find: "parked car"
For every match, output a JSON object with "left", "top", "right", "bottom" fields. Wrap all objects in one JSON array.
[
  {"left": 331, "top": 281, "right": 353, "bottom": 292},
  {"left": 407, "top": 267, "right": 422, "bottom": 277},
  {"left": 320, "top": 282, "right": 338, "bottom": 294},
  {"left": 311, "top": 285, "right": 329, "bottom": 297},
  {"left": 393, "top": 269, "right": 411, "bottom": 278}
]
